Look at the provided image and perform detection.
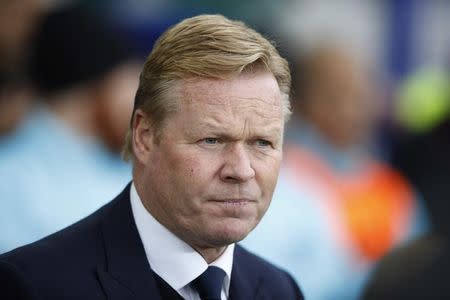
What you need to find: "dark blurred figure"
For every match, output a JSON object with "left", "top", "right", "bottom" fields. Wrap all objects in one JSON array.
[
  {"left": 28, "top": 4, "right": 141, "bottom": 154},
  {"left": 0, "top": 68, "right": 33, "bottom": 136},
  {"left": 393, "top": 121, "right": 450, "bottom": 237},
  {"left": 362, "top": 102, "right": 450, "bottom": 298},
  {"left": 0, "top": 0, "right": 41, "bottom": 136},
  {"left": 243, "top": 43, "right": 428, "bottom": 300},
  {"left": 0, "top": 0, "right": 40, "bottom": 63},
  {"left": 30, "top": 6, "right": 139, "bottom": 153},
  {"left": 0, "top": 4, "right": 140, "bottom": 253}
]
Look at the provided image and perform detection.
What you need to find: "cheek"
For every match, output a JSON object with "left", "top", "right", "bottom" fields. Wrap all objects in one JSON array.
[
  {"left": 262, "top": 172, "right": 280, "bottom": 199},
  {"left": 255, "top": 155, "right": 282, "bottom": 196},
  {"left": 166, "top": 150, "right": 215, "bottom": 193}
]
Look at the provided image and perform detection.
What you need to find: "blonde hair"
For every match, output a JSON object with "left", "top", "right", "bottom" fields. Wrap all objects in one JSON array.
[{"left": 122, "top": 14, "right": 291, "bottom": 161}]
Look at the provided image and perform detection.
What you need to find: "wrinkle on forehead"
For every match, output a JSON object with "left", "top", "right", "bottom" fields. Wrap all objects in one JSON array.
[
  {"left": 199, "top": 96, "right": 282, "bottom": 120},
  {"left": 184, "top": 93, "right": 283, "bottom": 132},
  {"left": 177, "top": 73, "right": 283, "bottom": 115},
  {"left": 196, "top": 111, "right": 283, "bottom": 135},
  {"left": 172, "top": 73, "right": 284, "bottom": 139}
]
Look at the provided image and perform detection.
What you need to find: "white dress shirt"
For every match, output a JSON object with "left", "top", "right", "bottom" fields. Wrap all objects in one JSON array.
[{"left": 130, "top": 183, "right": 234, "bottom": 300}]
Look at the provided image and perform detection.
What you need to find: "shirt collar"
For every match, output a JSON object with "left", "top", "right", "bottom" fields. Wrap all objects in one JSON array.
[{"left": 130, "top": 183, "right": 234, "bottom": 292}]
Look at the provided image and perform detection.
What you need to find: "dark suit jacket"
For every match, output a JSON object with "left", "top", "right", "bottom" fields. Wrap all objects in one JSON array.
[{"left": 0, "top": 184, "right": 304, "bottom": 300}]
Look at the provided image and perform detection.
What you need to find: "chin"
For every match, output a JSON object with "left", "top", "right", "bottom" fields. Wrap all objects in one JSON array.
[{"left": 207, "top": 219, "right": 257, "bottom": 246}]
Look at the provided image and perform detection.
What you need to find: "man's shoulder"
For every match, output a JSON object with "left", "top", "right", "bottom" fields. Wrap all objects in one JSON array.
[
  {"left": 0, "top": 198, "right": 111, "bottom": 263},
  {"left": 234, "top": 244, "right": 304, "bottom": 299},
  {"left": 0, "top": 183, "right": 132, "bottom": 261},
  {"left": 0, "top": 197, "right": 115, "bottom": 276},
  {"left": 0, "top": 198, "right": 117, "bottom": 298}
]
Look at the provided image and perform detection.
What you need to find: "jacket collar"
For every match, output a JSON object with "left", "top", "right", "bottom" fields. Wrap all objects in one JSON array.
[
  {"left": 229, "top": 245, "right": 263, "bottom": 300},
  {"left": 97, "top": 183, "right": 162, "bottom": 300}
]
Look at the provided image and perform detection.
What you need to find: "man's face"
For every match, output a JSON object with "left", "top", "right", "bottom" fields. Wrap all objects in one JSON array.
[{"left": 134, "top": 72, "right": 284, "bottom": 250}]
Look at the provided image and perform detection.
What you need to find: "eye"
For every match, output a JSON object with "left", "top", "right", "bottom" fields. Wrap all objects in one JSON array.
[
  {"left": 201, "top": 137, "right": 220, "bottom": 145},
  {"left": 255, "top": 139, "right": 272, "bottom": 147}
]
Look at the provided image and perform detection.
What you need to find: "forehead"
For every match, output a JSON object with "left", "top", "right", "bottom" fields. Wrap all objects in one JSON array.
[{"left": 175, "top": 72, "right": 283, "bottom": 115}]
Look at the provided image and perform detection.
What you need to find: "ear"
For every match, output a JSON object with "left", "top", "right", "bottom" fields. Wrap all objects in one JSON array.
[{"left": 132, "top": 109, "right": 155, "bottom": 165}]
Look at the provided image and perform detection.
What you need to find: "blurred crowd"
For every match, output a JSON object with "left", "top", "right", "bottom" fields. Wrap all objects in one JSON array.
[
  {"left": 0, "top": 1, "right": 448, "bottom": 299},
  {"left": 0, "top": 0, "right": 138, "bottom": 252}
]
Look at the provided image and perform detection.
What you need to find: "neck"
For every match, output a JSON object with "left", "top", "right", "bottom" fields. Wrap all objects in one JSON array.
[{"left": 193, "top": 245, "right": 227, "bottom": 264}]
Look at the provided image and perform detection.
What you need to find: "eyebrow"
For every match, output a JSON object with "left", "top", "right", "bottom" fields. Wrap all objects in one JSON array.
[{"left": 188, "top": 120, "right": 283, "bottom": 139}]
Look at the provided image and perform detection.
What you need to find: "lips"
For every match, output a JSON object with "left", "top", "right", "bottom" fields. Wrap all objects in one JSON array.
[
  {"left": 207, "top": 198, "right": 257, "bottom": 217},
  {"left": 209, "top": 199, "right": 255, "bottom": 204}
]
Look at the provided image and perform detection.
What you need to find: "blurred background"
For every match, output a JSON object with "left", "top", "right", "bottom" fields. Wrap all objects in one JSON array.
[{"left": 0, "top": 0, "right": 448, "bottom": 299}]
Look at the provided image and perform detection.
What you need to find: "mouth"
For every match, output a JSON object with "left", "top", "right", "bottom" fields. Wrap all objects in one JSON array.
[
  {"left": 206, "top": 198, "right": 258, "bottom": 218},
  {"left": 209, "top": 199, "right": 255, "bottom": 205}
]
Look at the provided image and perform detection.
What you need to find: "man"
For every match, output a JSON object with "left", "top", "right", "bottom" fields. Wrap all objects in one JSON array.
[
  {"left": 0, "top": 0, "right": 41, "bottom": 137},
  {"left": 0, "top": 14, "right": 304, "bottom": 300},
  {"left": 0, "top": 5, "right": 138, "bottom": 253},
  {"left": 242, "top": 43, "right": 428, "bottom": 300}
]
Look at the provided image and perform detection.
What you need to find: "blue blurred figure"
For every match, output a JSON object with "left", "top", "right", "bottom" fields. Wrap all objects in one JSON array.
[{"left": 0, "top": 4, "right": 140, "bottom": 253}]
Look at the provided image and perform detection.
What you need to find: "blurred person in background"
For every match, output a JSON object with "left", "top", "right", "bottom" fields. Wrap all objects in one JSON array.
[
  {"left": 362, "top": 68, "right": 450, "bottom": 300},
  {"left": 0, "top": 68, "right": 33, "bottom": 137},
  {"left": 243, "top": 43, "right": 429, "bottom": 300},
  {"left": 0, "top": 3, "right": 140, "bottom": 253},
  {"left": 0, "top": 0, "right": 42, "bottom": 137}
]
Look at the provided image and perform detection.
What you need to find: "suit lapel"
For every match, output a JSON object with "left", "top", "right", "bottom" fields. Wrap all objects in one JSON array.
[
  {"left": 98, "top": 183, "right": 162, "bottom": 300},
  {"left": 229, "top": 245, "right": 263, "bottom": 300},
  {"left": 97, "top": 269, "right": 135, "bottom": 300}
]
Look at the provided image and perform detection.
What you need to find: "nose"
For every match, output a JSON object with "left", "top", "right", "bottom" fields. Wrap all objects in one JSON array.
[{"left": 219, "top": 143, "right": 255, "bottom": 183}]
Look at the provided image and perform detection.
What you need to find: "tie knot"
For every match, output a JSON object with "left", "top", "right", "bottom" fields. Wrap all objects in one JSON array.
[{"left": 192, "top": 266, "right": 226, "bottom": 300}]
